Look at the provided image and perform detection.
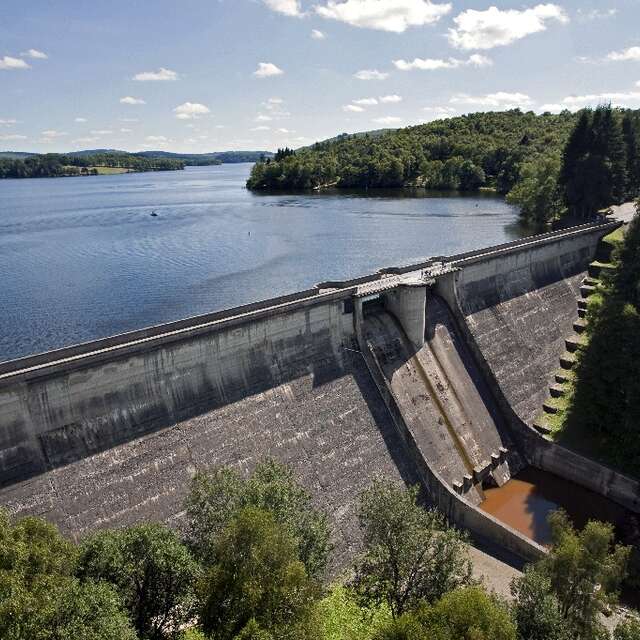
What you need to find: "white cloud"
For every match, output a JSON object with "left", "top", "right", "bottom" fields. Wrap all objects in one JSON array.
[
  {"left": 72, "top": 137, "right": 100, "bottom": 144},
  {"left": 0, "top": 118, "right": 18, "bottom": 125},
  {"left": 450, "top": 91, "right": 534, "bottom": 109},
  {"left": 343, "top": 104, "right": 365, "bottom": 112},
  {"left": 255, "top": 114, "right": 273, "bottom": 122},
  {"left": 120, "top": 96, "right": 146, "bottom": 105},
  {"left": 380, "top": 94, "right": 402, "bottom": 103},
  {"left": 354, "top": 69, "right": 388, "bottom": 80},
  {"left": 41, "top": 130, "right": 67, "bottom": 138},
  {"left": 423, "top": 105, "right": 457, "bottom": 115},
  {"left": 577, "top": 8, "right": 617, "bottom": 21},
  {"left": 74, "top": 117, "right": 88, "bottom": 123},
  {"left": 133, "top": 67, "right": 178, "bottom": 81},
  {"left": 372, "top": 116, "right": 402, "bottom": 125},
  {"left": 538, "top": 103, "right": 565, "bottom": 113},
  {"left": 394, "top": 53, "right": 491, "bottom": 71},
  {"left": 0, "top": 56, "right": 30, "bottom": 70},
  {"left": 277, "top": 127, "right": 292, "bottom": 133},
  {"left": 119, "top": 118, "right": 139, "bottom": 123},
  {"left": 21, "top": 48, "right": 48, "bottom": 59},
  {"left": 254, "top": 62, "right": 284, "bottom": 77},
  {"left": 0, "top": 134, "right": 27, "bottom": 141},
  {"left": 120, "top": 128, "right": 133, "bottom": 133},
  {"left": 145, "top": 135, "right": 168, "bottom": 143},
  {"left": 311, "top": 29, "right": 326, "bottom": 39},
  {"left": 448, "top": 4, "right": 568, "bottom": 50},
  {"left": 353, "top": 97, "right": 378, "bottom": 105},
  {"left": 607, "top": 47, "right": 640, "bottom": 62},
  {"left": 266, "top": 97, "right": 283, "bottom": 105},
  {"left": 174, "top": 102, "right": 211, "bottom": 120},
  {"left": 315, "top": 0, "right": 452, "bottom": 33},
  {"left": 561, "top": 90, "right": 640, "bottom": 109},
  {"left": 90, "top": 130, "right": 113, "bottom": 135},
  {"left": 251, "top": 125, "right": 271, "bottom": 131},
  {"left": 263, "top": 0, "right": 302, "bottom": 16}
]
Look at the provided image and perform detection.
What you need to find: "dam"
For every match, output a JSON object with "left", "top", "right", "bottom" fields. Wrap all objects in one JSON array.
[{"left": 1, "top": 218, "right": 639, "bottom": 569}]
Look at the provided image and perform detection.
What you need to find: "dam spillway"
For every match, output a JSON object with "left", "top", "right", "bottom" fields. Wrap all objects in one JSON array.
[{"left": 1, "top": 219, "right": 639, "bottom": 569}]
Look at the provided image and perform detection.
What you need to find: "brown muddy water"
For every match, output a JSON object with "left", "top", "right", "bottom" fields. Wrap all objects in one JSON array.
[{"left": 480, "top": 467, "right": 627, "bottom": 546}]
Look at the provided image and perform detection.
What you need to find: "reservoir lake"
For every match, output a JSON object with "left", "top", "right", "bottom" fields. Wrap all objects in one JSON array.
[{"left": 0, "top": 163, "right": 528, "bottom": 362}]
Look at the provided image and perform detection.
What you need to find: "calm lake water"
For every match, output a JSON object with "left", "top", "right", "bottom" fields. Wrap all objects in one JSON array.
[{"left": 0, "top": 163, "right": 527, "bottom": 362}]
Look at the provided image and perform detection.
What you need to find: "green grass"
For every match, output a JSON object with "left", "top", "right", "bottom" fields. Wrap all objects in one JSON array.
[
  {"left": 602, "top": 225, "right": 625, "bottom": 248},
  {"left": 91, "top": 166, "right": 133, "bottom": 175}
]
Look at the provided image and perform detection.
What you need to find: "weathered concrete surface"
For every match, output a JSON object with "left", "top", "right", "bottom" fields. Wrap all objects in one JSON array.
[
  {"left": 363, "top": 297, "right": 521, "bottom": 501},
  {"left": 0, "top": 354, "right": 416, "bottom": 573},
  {"left": 358, "top": 307, "right": 543, "bottom": 562},
  {"left": 0, "top": 219, "right": 624, "bottom": 571},
  {"left": 453, "top": 236, "right": 594, "bottom": 426}
]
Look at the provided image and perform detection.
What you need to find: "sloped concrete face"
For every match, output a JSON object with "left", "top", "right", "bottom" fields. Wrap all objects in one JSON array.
[
  {"left": 454, "top": 237, "right": 594, "bottom": 426},
  {"left": 363, "top": 296, "right": 520, "bottom": 504},
  {"left": 0, "top": 351, "right": 415, "bottom": 575}
]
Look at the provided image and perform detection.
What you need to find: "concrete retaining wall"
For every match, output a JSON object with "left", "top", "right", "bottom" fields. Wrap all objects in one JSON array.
[
  {"left": 0, "top": 290, "right": 357, "bottom": 485},
  {"left": 0, "top": 288, "right": 422, "bottom": 572},
  {"left": 448, "top": 224, "right": 614, "bottom": 426},
  {"left": 435, "top": 222, "right": 640, "bottom": 514}
]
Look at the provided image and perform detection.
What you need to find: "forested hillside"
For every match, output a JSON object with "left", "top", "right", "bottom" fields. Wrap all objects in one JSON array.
[
  {"left": 247, "top": 108, "right": 640, "bottom": 225},
  {"left": 247, "top": 110, "right": 579, "bottom": 193},
  {"left": 0, "top": 152, "right": 185, "bottom": 179}
]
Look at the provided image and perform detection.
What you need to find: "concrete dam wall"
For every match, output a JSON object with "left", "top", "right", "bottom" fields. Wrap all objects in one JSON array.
[{"left": 1, "top": 218, "right": 637, "bottom": 566}]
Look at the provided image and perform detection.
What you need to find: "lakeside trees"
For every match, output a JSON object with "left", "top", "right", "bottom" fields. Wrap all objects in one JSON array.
[
  {"left": 0, "top": 465, "right": 636, "bottom": 639},
  {"left": 0, "top": 152, "right": 185, "bottom": 178},
  {"left": 247, "top": 107, "right": 640, "bottom": 226},
  {"left": 247, "top": 110, "right": 578, "bottom": 198}
]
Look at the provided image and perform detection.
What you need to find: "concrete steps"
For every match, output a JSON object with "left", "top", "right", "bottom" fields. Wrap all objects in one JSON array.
[
  {"left": 560, "top": 351, "right": 576, "bottom": 370},
  {"left": 555, "top": 371, "right": 573, "bottom": 384},
  {"left": 533, "top": 418, "right": 552, "bottom": 435},
  {"left": 530, "top": 258, "right": 605, "bottom": 437},
  {"left": 565, "top": 335, "right": 584, "bottom": 353},
  {"left": 589, "top": 262, "right": 614, "bottom": 279},
  {"left": 549, "top": 384, "right": 565, "bottom": 398},
  {"left": 573, "top": 319, "right": 587, "bottom": 334}
]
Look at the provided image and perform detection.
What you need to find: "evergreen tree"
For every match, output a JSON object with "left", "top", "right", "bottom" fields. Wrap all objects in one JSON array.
[
  {"left": 623, "top": 112, "right": 640, "bottom": 197},
  {"left": 559, "top": 110, "right": 593, "bottom": 218},
  {"left": 594, "top": 105, "right": 627, "bottom": 203},
  {"left": 560, "top": 106, "right": 628, "bottom": 218}
]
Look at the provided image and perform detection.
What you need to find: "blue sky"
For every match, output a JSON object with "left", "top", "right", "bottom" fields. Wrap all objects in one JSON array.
[{"left": 1, "top": 0, "right": 639, "bottom": 153}]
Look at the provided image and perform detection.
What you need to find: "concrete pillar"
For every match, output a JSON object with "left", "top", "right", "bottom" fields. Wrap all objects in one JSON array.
[{"left": 384, "top": 285, "right": 427, "bottom": 350}]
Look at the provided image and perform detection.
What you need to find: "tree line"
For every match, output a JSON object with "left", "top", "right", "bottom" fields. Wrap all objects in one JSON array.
[
  {"left": 0, "top": 152, "right": 185, "bottom": 179},
  {"left": 246, "top": 107, "right": 640, "bottom": 227},
  {"left": 246, "top": 110, "right": 579, "bottom": 196},
  {"left": 1, "top": 459, "right": 637, "bottom": 640}
]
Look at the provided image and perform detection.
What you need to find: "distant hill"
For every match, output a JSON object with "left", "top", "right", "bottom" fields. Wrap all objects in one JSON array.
[
  {"left": 136, "top": 150, "right": 273, "bottom": 164},
  {"left": 0, "top": 151, "right": 37, "bottom": 159},
  {"left": 0, "top": 149, "right": 273, "bottom": 164}
]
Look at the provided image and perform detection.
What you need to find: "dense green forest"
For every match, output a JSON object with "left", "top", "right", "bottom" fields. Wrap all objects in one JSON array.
[
  {"left": 0, "top": 459, "right": 637, "bottom": 640},
  {"left": 247, "top": 108, "right": 640, "bottom": 226},
  {"left": 0, "top": 152, "right": 185, "bottom": 178}
]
